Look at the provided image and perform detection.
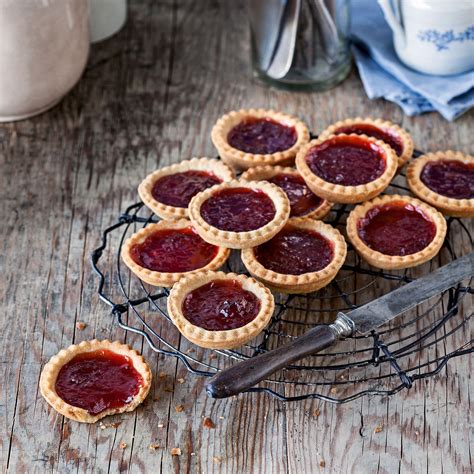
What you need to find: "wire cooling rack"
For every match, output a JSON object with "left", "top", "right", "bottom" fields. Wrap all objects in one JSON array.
[{"left": 91, "top": 152, "right": 473, "bottom": 403}]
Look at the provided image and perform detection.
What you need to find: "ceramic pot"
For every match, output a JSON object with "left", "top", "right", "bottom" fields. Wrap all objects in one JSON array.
[
  {"left": 0, "top": 0, "right": 90, "bottom": 122},
  {"left": 378, "top": 0, "right": 474, "bottom": 75}
]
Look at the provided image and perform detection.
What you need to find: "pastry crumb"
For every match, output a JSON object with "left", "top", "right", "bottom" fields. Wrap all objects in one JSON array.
[
  {"left": 320, "top": 459, "right": 326, "bottom": 468},
  {"left": 171, "top": 447, "right": 181, "bottom": 456},
  {"left": 219, "top": 416, "right": 224, "bottom": 420},
  {"left": 330, "top": 387, "right": 337, "bottom": 394},
  {"left": 75, "top": 321, "right": 87, "bottom": 330},
  {"left": 175, "top": 404, "right": 184, "bottom": 413},
  {"left": 415, "top": 430, "right": 420, "bottom": 436},
  {"left": 187, "top": 348, "right": 195, "bottom": 353},
  {"left": 213, "top": 456, "right": 222, "bottom": 464},
  {"left": 119, "top": 442, "right": 127, "bottom": 449},
  {"left": 159, "top": 372, "right": 167, "bottom": 379},
  {"left": 158, "top": 423, "right": 164, "bottom": 428},
  {"left": 164, "top": 387, "right": 174, "bottom": 393},
  {"left": 177, "top": 378, "right": 185, "bottom": 384},
  {"left": 203, "top": 417, "right": 215, "bottom": 428},
  {"left": 313, "top": 408, "right": 321, "bottom": 417},
  {"left": 374, "top": 424, "right": 383, "bottom": 433},
  {"left": 149, "top": 443, "right": 160, "bottom": 451},
  {"left": 191, "top": 452, "right": 196, "bottom": 456}
]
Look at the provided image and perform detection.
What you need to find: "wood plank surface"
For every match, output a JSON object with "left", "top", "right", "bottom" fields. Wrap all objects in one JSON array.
[{"left": 1, "top": 1, "right": 472, "bottom": 473}]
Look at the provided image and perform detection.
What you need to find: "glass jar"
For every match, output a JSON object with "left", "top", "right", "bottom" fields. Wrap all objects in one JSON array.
[{"left": 250, "top": 0, "right": 351, "bottom": 91}]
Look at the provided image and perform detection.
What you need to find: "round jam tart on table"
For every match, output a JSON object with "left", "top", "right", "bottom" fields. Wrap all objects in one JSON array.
[
  {"left": 241, "top": 218, "right": 347, "bottom": 294},
  {"left": 40, "top": 340, "right": 151, "bottom": 423},
  {"left": 319, "top": 117, "right": 414, "bottom": 169},
  {"left": 407, "top": 151, "right": 474, "bottom": 218},
  {"left": 296, "top": 134, "right": 398, "bottom": 204},
  {"left": 211, "top": 109, "right": 310, "bottom": 170},
  {"left": 167, "top": 271, "right": 274, "bottom": 349},
  {"left": 347, "top": 195, "right": 447, "bottom": 270},
  {"left": 188, "top": 180, "right": 290, "bottom": 249},
  {"left": 138, "top": 157, "right": 235, "bottom": 220},
  {"left": 241, "top": 165, "right": 333, "bottom": 220},
  {"left": 121, "top": 219, "right": 230, "bottom": 287}
]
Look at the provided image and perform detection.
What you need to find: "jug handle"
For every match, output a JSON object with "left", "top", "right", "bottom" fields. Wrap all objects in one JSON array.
[{"left": 377, "top": 0, "right": 405, "bottom": 47}]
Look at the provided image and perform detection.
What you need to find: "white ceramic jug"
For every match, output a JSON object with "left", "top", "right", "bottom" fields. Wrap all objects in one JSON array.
[
  {"left": 377, "top": 0, "right": 474, "bottom": 75},
  {"left": 0, "top": 0, "right": 90, "bottom": 122}
]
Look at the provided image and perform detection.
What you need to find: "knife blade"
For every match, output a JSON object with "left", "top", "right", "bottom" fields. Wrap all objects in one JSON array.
[{"left": 206, "top": 252, "right": 473, "bottom": 399}]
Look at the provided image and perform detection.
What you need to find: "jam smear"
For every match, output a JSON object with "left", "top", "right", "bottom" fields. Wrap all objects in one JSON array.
[
  {"left": 151, "top": 170, "right": 222, "bottom": 208},
  {"left": 306, "top": 135, "right": 387, "bottom": 186},
  {"left": 55, "top": 349, "right": 143, "bottom": 415},
  {"left": 130, "top": 226, "right": 218, "bottom": 272},
  {"left": 420, "top": 159, "right": 474, "bottom": 199},
  {"left": 357, "top": 201, "right": 437, "bottom": 256},
  {"left": 227, "top": 117, "right": 297, "bottom": 154},
  {"left": 200, "top": 187, "right": 276, "bottom": 232},
  {"left": 255, "top": 226, "right": 334, "bottom": 275},
  {"left": 268, "top": 173, "right": 324, "bottom": 217},
  {"left": 335, "top": 123, "right": 404, "bottom": 156},
  {"left": 182, "top": 279, "right": 261, "bottom": 331}
]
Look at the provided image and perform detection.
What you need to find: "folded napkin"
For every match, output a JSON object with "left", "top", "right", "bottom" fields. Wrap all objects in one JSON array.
[{"left": 350, "top": 0, "right": 474, "bottom": 121}]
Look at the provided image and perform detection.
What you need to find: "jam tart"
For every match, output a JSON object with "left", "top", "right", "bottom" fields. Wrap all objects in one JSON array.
[
  {"left": 40, "top": 340, "right": 152, "bottom": 423},
  {"left": 188, "top": 180, "right": 290, "bottom": 249},
  {"left": 319, "top": 117, "right": 414, "bottom": 169},
  {"left": 138, "top": 157, "right": 235, "bottom": 220},
  {"left": 167, "top": 271, "right": 275, "bottom": 349},
  {"left": 240, "top": 165, "right": 333, "bottom": 220},
  {"left": 347, "top": 194, "right": 447, "bottom": 270},
  {"left": 296, "top": 133, "right": 398, "bottom": 204},
  {"left": 407, "top": 151, "right": 474, "bottom": 218},
  {"left": 211, "top": 109, "right": 310, "bottom": 170},
  {"left": 121, "top": 219, "right": 230, "bottom": 287},
  {"left": 241, "top": 218, "right": 347, "bottom": 294}
]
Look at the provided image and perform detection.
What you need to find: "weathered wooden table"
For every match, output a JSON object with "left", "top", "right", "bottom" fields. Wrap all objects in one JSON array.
[{"left": 2, "top": 1, "right": 473, "bottom": 472}]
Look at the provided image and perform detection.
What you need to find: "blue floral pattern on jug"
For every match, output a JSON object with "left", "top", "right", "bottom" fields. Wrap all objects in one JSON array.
[{"left": 418, "top": 25, "right": 474, "bottom": 51}]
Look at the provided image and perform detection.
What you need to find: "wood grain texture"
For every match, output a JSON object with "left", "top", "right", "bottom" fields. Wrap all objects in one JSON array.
[{"left": 1, "top": 1, "right": 472, "bottom": 473}]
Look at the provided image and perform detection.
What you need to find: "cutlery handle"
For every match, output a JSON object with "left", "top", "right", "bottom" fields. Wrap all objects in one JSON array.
[{"left": 206, "top": 324, "right": 340, "bottom": 399}]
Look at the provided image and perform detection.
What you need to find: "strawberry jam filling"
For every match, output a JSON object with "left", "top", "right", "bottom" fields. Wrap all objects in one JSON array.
[
  {"left": 182, "top": 279, "right": 261, "bottom": 331},
  {"left": 55, "top": 350, "right": 143, "bottom": 416},
  {"left": 268, "top": 173, "right": 324, "bottom": 217},
  {"left": 420, "top": 160, "right": 474, "bottom": 199},
  {"left": 227, "top": 117, "right": 297, "bottom": 154},
  {"left": 255, "top": 226, "right": 334, "bottom": 275},
  {"left": 151, "top": 170, "right": 222, "bottom": 207},
  {"left": 306, "top": 135, "right": 387, "bottom": 186},
  {"left": 200, "top": 187, "right": 276, "bottom": 232},
  {"left": 357, "top": 202, "right": 437, "bottom": 256},
  {"left": 334, "top": 123, "right": 404, "bottom": 156},
  {"left": 130, "top": 226, "right": 218, "bottom": 272}
]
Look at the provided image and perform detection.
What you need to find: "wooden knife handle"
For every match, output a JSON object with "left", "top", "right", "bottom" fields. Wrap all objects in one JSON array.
[{"left": 206, "top": 324, "right": 338, "bottom": 399}]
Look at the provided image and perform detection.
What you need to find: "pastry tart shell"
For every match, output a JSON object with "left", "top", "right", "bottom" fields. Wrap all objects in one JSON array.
[
  {"left": 138, "top": 157, "right": 235, "bottom": 220},
  {"left": 241, "top": 218, "right": 347, "bottom": 294},
  {"left": 406, "top": 151, "right": 474, "bottom": 218},
  {"left": 211, "top": 109, "right": 310, "bottom": 170},
  {"left": 40, "top": 340, "right": 152, "bottom": 424},
  {"left": 347, "top": 194, "right": 447, "bottom": 270},
  {"left": 295, "top": 134, "right": 398, "bottom": 204},
  {"left": 167, "top": 271, "right": 275, "bottom": 349},
  {"left": 121, "top": 219, "right": 230, "bottom": 287},
  {"left": 319, "top": 117, "right": 414, "bottom": 169},
  {"left": 188, "top": 180, "right": 291, "bottom": 249},
  {"left": 240, "top": 165, "right": 333, "bottom": 220}
]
